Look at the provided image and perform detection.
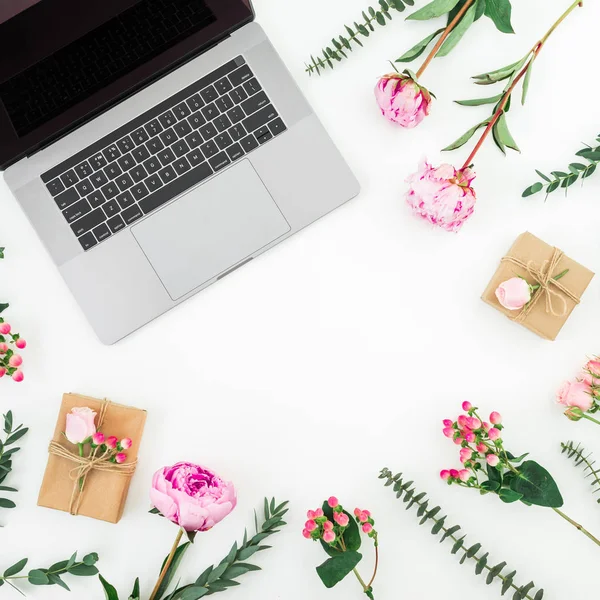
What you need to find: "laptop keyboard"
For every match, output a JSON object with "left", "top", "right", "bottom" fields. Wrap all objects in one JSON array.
[{"left": 41, "top": 57, "right": 287, "bottom": 252}]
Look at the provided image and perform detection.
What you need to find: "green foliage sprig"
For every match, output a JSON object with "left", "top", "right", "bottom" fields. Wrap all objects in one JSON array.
[
  {"left": 0, "top": 411, "right": 28, "bottom": 517},
  {"left": 305, "top": 0, "right": 415, "bottom": 75},
  {"left": 561, "top": 441, "right": 600, "bottom": 505},
  {"left": 0, "top": 552, "right": 100, "bottom": 595},
  {"left": 523, "top": 135, "right": 600, "bottom": 198},
  {"left": 379, "top": 469, "right": 545, "bottom": 600},
  {"left": 0, "top": 246, "right": 8, "bottom": 316}
]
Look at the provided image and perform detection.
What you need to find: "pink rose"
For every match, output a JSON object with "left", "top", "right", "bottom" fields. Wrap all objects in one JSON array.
[
  {"left": 581, "top": 359, "right": 600, "bottom": 386},
  {"left": 556, "top": 380, "right": 593, "bottom": 412},
  {"left": 65, "top": 406, "right": 97, "bottom": 444},
  {"left": 150, "top": 462, "right": 236, "bottom": 532},
  {"left": 405, "top": 160, "right": 476, "bottom": 232},
  {"left": 374, "top": 73, "right": 432, "bottom": 129},
  {"left": 495, "top": 277, "right": 531, "bottom": 311}
]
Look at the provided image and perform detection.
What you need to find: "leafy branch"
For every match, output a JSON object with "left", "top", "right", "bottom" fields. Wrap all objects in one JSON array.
[
  {"left": 0, "top": 552, "right": 100, "bottom": 595},
  {"left": 561, "top": 441, "right": 600, "bottom": 505},
  {"left": 0, "top": 246, "right": 8, "bottom": 314},
  {"left": 0, "top": 411, "right": 28, "bottom": 518},
  {"left": 305, "top": 0, "right": 415, "bottom": 75},
  {"left": 379, "top": 468, "right": 545, "bottom": 600},
  {"left": 523, "top": 135, "right": 600, "bottom": 198}
]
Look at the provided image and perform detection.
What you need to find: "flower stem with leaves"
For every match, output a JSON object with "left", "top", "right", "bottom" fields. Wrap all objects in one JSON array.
[
  {"left": 0, "top": 411, "right": 28, "bottom": 517},
  {"left": 561, "top": 441, "right": 600, "bottom": 505}
]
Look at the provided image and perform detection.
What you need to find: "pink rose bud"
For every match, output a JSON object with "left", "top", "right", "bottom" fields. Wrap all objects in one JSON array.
[
  {"left": 406, "top": 161, "right": 476, "bottom": 232},
  {"left": 489, "top": 412, "right": 502, "bottom": 425},
  {"left": 362, "top": 523, "right": 373, "bottom": 534},
  {"left": 335, "top": 513, "right": 349, "bottom": 527},
  {"left": 105, "top": 436, "right": 118, "bottom": 450},
  {"left": 8, "top": 354, "right": 22, "bottom": 367},
  {"left": 449, "top": 469, "right": 459, "bottom": 479},
  {"left": 495, "top": 277, "right": 531, "bottom": 311},
  {"left": 443, "top": 427, "right": 455, "bottom": 438},
  {"left": 583, "top": 360, "right": 600, "bottom": 386},
  {"left": 302, "top": 529, "right": 311, "bottom": 539},
  {"left": 327, "top": 496, "right": 339, "bottom": 508},
  {"left": 0, "top": 343, "right": 8, "bottom": 353},
  {"left": 440, "top": 470, "right": 451, "bottom": 480},
  {"left": 307, "top": 510, "right": 316, "bottom": 519},
  {"left": 120, "top": 437, "right": 133, "bottom": 450},
  {"left": 464, "top": 432, "right": 476, "bottom": 443},
  {"left": 556, "top": 380, "right": 593, "bottom": 412},
  {"left": 0, "top": 323, "right": 11, "bottom": 335},
  {"left": 488, "top": 428, "right": 501, "bottom": 441},
  {"left": 487, "top": 454, "right": 500, "bottom": 467},
  {"left": 458, "top": 469, "right": 470, "bottom": 482},
  {"left": 0, "top": 367, "right": 5, "bottom": 378},
  {"left": 305, "top": 519, "right": 318, "bottom": 532},
  {"left": 443, "top": 419, "right": 453, "bottom": 427},
  {"left": 92, "top": 432, "right": 105, "bottom": 446},
  {"left": 354, "top": 508, "right": 362, "bottom": 518},
  {"left": 323, "top": 530, "right": 336, "bottom": 544},
  {"left": 115, "top": 452, "right": 127, "bottom": 464},
  {"left": 564, "top": 406, "right": 584, "bottom": 422},
  {"left": 64, "top": 407, "right": 97, "bottom": 444},
  {"left": 462, "top": 401, "right": 472, "bottom": 412},
  {"left": 374, "top": 73, "right": 432, "bottom": 129},
  {"left": 15, "top": 338, "right": 26, "bottom": 349},
  {"left": 476, "top": 443, "right": 488, "bottom": 454},
  {"left": 11, "top": 370, "right": 24, "bottom": 382}
]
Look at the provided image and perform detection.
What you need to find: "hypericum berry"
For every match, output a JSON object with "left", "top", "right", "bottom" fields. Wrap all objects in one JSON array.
[
  {"left": 115, "top": 452, "right": 127, "bottom": 464},
  {"left": 8, "top": 354, "right": 22, "bottom": 367},
  {"left": 462, "top": 401, "right": 472, "bottom": 412},
  {"left": 443, "top": 419, "right": 453, "bottom": 427},
  {"left": 449, "top": 469, "right": 459, "bottom": 479},
  {"left": 458, "top": 469, "right": 470, "bottom": 482},
  {"left": 457, "top": 415, "right": 469, "bottom": 429},
  {"left": 0, "top": 343, "right": 8, "bottom": 353},
  {"left": 323, "top": 530, "right": 336, "bottom": 544},
  {"left": 305, "top": 520, "right": 317, "bottom": 532},
  {"left": 0, "top": 323, "right": 11, "bottom": 335},
  {"left": 314, "top": 508, "right": 324, "bottom": 518},
  {"left": 334, "top": 512, "right": 349, "bottom": 527},
  {"left": 489, "top": 411, "right": 502, "bottom": 425},
  {"left": 487, "top": 454, "right": 500, "bottom": 467},
  {"left": 11, "top": 370, "right": 24, "bottom": 382},
  {"left": 120, "top": 438, "right": 133, "bottom": 450},
  {"left": 327, "top": 496, "right": 339, "bottom": 508},
  {"left": 453, "top": 436, "right": 464, "bottom": 445},
  {"left": 459, "top": 448, "right": 473, "bottom": 463},
  {"left": 92, "top": 432, "right": 105, "bottom": 446},
  {"left": 307, "top": 510, "right": 316, "bottom": 519},
  {"left": 362, "top": 523, "right": 373, "bottom": 534},
  {"left": 323, "top": 520, "right": 334, "bottom": 531},
  {"left": 15, "top": 338, "right": 26, "bottom": 349},
  {"left": 467, "top": 417, "right": 481, "bottom": 430},
  {"left": 464, "top": 432, "right": 476, "bottom": 443},
  {"left": 488, "top": 428, "right": 501, "bottom": 441},
  {"left": 443, "top": 427, "right": 454, "bottom": 438},
  {"left": 440, "top": 470, "right": 451, "bottom": 480},
  {"left": 302, "top": 529, "right": 311, "bottom": 539},
  {"left": 476, "top": 442, "right": 488, "bottom": 454},
  {"left": 359, "top": 510, "right": 370, "bottom": 523},
  {"left": 105, "top": 436, "right": 118, "bottom": 450}
]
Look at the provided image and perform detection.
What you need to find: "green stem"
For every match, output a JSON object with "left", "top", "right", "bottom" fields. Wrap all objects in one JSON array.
[
  {"left": 539, "top": 0, "right": 583, "bottom": 46},
  {"left": 552, "top": 507, "right": 600, "bottom": 546},
  {"left": 149, "top": 528, "right": 184, "bottom": 600},
  {"left": 582, "top": 413, "right": 600, "bottom": 427}
]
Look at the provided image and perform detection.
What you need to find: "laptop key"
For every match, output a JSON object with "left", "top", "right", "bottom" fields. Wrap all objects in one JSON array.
[
  {"left": 103, "top": 145, "right": 121, "bottom": 162},
  {"left": 93, "top": 223, "right": 111, "bottom": 242},
  {"left": 229, "top": 86, "right": 248, "bottom": 104},
  {"left": 269, "top": 118, "right": 287, "bottom": 136},
  {"left": 214, "top": 115, "right": 232, "bottom": 133},
  {"left": 160, "top": 128, "right": 178, "bottom": 146},
  {"left": 74, "top": 161, "right": 93, "bottom": 179},
  {"left": 89, "top": 153, "right": 107, "bottom": 171},
  {"left": 186, "top": 94, "right": 204, "bottom": 112},
  {"left": 174, "top": 120, "right": 192, "bottom": 138},
  {"left": 118, "top": 153, "right": 136, "bottom": 172},
  {"left": 239, "top": 134, "right": 259, "bottom": 153},
  {"left": 199, "top": 123, "right": 217, "bottom": 140},
  {"left": 172, "top": 140, "right": 190, "bottom": 158},
  {"left": 139, "top": 162, "right": 213, "bottom": 215},
  {"left": 201, "top": 103, "right": 219, "bottom": 121},
  {"left": 117, "top": 136, "right": 135, "bottom": 154},
  {"left": 78, "top": 232, "right": 97, "bottom": 251},
  {"left": 132, "top": 182, "right": 149, "bottom": 201},
  {"left": 200, "top": 85, "right": 218, "bottom": 104},
  {"left": 101, "top": 182, "right": 119, "bottom": 199},
  {"left": 216, "top": 95, "right": 234, "bottom": 113},
  {"left": 132, "top": 146, "right": 151, "bottom": 164},
  {"left": 173, "top": 157, "right": 191, "bottom": 176},
  {"left": 145, "top": 174, "right": 163, "bottom": 193},
  {"left": 243, "top": 105, "right": 278, "bottom": 133},
  {"left": 226, "top": 143, "right": 244, "bottom": 162},
  {"left": 71, "top": 208, "right": 106, "bottom": 237},
  {"left": 242, "top": 91, "right": 269, "bottom": 116},
  {"left": 158, "top": 148, "right": 176, "bottom": 166},
  {"left": 229, "top": 65, "right": 253, "bottom": 87},
  {"left": 63, "top": 198, "right": 91, "bottom": 223},
  {"left": 158, "top": 165, "right": 177, "bottom": 185},
  {"left": 107, "top": 214, "right": 126, "bottom": 233},
  {"left": 158, "top": 110, "right": 177, "bottom": 129},
  {"left": 215, "top": 77, "right": 233, "bottom": 95},
  {"left": 243, "top": 78, "right": 262, "bottom": 96},
  {"left": 146, "top": 137, "right": 165, "bottom": 155},
  {"left": 255, "top": 126, "right": 273, "bottom": 144},
  {"left": 186, "top": 149, "right": 204, "bottom": 167},
  {"left": 104, "top": 162, "right": 123, "bottom": 179},
  {"left": 116, "top": 190, "right": 135, "bottom": 210},
  {"left": 215, "top": 132, "right": 233, "bottom": 150},
  {"left": 131, "top": 127, "right": 149, "bottom": 145},
  {"left": 122, "top": 205, "right": 143, "bottom": 225},
  {"left": 60, "top": 169, "right": 78, "bottom": 188},
  {"left": 75, "top": 179, "right": 94, "bottom": 197},
  {"left": 145, "top": 119, "right": 163, "bottom": 137},
  {"left": 103, "top": 199, "right": 120, "bottom": 218},
  {"left": 230, "top": 124, "right": 246, "bottom": 141},
  {"left": 130, "top": 165, "right": 148, "bottom": 183},
  {"left": 188, "top": 112, "right": 206, "bottom": 129},
  {"left": 228, "top": 106, "right": 245, "bottom": 124},
  {"left": 144, "top": 156, "right": 162, "bottom": 174},
  {"left": 87, "top": 190, "right": 106, "bottom": 209},
  {"left": 208, "top": 152, "right": 231, "bottom": 172},
  {"left": 91, "top": 170, "right": 109, "bottom": 189},
  {"left": 185, "top": 131, "right": 203, "bottom": 149},
  {"left": 173, "top": 102, "right": 191, "bottom": 120},
  {"left": 47, "top": 178, "right": 65, "bottom": 197},
  {"left": 200, "top": 140, "right": 219, "bottom": 159}
]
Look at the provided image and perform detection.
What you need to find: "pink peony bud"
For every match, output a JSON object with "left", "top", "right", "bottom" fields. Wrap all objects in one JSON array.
[
  {"left": 0, "top": 323, "right": 11, "bottom": 335},
  {"left": 362, "top": 523, "right": 373, "bottom": 534},
  {"left": 105, "top": 436, "right": 118, "bottom": 450},
  {"left": 327, "top": 496, "right": 339, "bottom": 508},
  {"left": 302, "top": 529, "right": 311, "bottom": 539},
  {"left": 15, "top": 338, "right": 26, "bottom": 349},
  {"left": 92, "top": 432, "right": 105, "bottom": 446},
  {"left": 488, "top": 428, "right": 501, "bottom": 441},
  {"left": 305, "top": 519, "right": 317, "bottom": 532},
  {"left": 323, "top": 520, "right": 334, "bottom": 531},
  {"left": 489, "top": 412, "right": 502, "bottom": 425},
  {"left": 462, "top": 401, "right": 472, "bottom": 412},
  {"left": 458, "top": 469, "right": 470, "bottom": 482},
  {"left": 115, "top": 452, "right": 127, "bottom": 464},
  {"left": 374, "top": 73, "right": 432, "bottom": 129},
  {"left": 440, "top": 470, "right": 451, "bottom": 480},
  {"left": 556, "top": 380, "right": 593, "bottom": 412},
  {"left": 487, "top": 454, "right": 500, "bottom": 467},
  {"left": 335, "top": 512, "right": 349, "bottom": 527},
  {"left": 443, "top": 427, "right": 455, "bottom": 438},
  {"left": 495, "top": 277, "right": 531, "bottom": 311},
  {"left": 120, "top": 438, "right": 133, "bottom": 450},
  {"left": 0, "top": 367, "right": 5, "bottom": 378},
  {"left": 406, "top": 160, "right": 476, "bottom": 233},
  {"left": 323, "top": 530, "right": 336, "bottom": 544},
  {"left": 11, "top": 370, "right": 24, "bottom": 383},
  {"left": 0, "top": 343, "right": 8, "bottom": 353},
  {"left": 8, "top": 354, "right": 22, "bottom": 367}
]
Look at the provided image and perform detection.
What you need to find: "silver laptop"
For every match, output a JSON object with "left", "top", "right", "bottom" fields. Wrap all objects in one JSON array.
[{"left": 0, "top": 0, "right": 359, "bottom": 344}]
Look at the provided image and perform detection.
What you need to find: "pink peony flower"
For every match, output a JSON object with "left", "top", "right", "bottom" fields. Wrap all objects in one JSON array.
[
  {"left": 374, "top": 73, "right": 432, "bottom": 128},
  {"left": 150, "top": 462, "right": 236, "bottom": 533},
  {"left": 406, "top": 160, "right": 476, "bottom": 232},
  {"left": 323, "top": 530, "right": 336, "bottom": 544},
  {"left": 65, "top": 407, "right": 97, "bottom": 444},
  {"left": 15, "top": 338, "right": 26, "bottom": 349},
  {"left": 0, "top": 323, "right": 11, "bottom": 335},
  {"left": 8, "top": 354, "right": 22, "bottom": 367},
  {"left": 495, "top": 277, "right": 531, "bottom": 311},
  {"left": 556, "top": 380, "right": 593, "bottom": 412},
  {"left": 11, "top": 370, "right": 23, "bottom": 382}
]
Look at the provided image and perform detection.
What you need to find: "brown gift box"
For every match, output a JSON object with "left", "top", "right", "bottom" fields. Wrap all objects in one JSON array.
[
  {"left": 38, "top": 393, "right": 147, "bottom": 523},
  {"left": 482, "top": 232, "right": 594, "bottom": 341}
]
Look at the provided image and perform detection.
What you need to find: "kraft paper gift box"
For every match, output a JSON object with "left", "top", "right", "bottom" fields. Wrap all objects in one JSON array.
[
  {"left": 38, "top": 393, "right": 146, "bottom": 523},
  {"left": 481, "top": 232, "right": 594, "bottom": 341}
]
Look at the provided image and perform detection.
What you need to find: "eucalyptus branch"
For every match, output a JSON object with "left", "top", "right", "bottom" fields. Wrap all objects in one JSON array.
[
  {"left": 379, "top": 469, "right": 545, "bottom": 600},
  {"left": 305, "top": 0, "right": 415, "bottom": 76},
  {"left": 561, "top": 442, "right": 600, "bottom": 504},
  {"left": 0, "top": 411, "right": 28, "bottom": 518}
]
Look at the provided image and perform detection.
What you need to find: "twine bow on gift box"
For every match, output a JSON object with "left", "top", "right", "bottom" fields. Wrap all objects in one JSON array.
[
  {"left": 47, "top": 400, "right": 137, "bottom": 516},
  {"left": 501, "top": 247, "right": 580, "bottom": 323}
]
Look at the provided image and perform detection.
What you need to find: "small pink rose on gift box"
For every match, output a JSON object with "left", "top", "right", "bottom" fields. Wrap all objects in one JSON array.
[
  {"left": 374, "top": 72, "right": 432, "bottom": 129},
  {"left": 495, "top": 277, "right": 531, "bottom": 310},
  {"left": 65, "top": 407, "right": 97, "bottom": 444}
]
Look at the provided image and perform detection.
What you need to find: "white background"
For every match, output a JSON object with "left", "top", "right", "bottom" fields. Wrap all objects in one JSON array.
[{"left": 2, "top": 0, "right": 600, "bottom": 598}]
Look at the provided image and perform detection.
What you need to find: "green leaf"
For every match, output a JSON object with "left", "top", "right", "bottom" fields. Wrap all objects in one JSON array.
[
  {"left": 0, "top": 304, "right": 8, "bottom": 315},
  {"left": 83, "top": 553, "right": 99, "bottom": 566},
  {"left": 0, "top": 498, "right": 16, "bottom": 509},
  {"left": 128, "top": 577, "right": 140, "bottom": 600},
  {"left": 522, "top": 182, "right": 543, "bottom": 198},
  {"left": 156, "top": 542, "right": 190, "bottom": 599},
  {"left": 455, "top": 94, "right": 503, "bottom": 106},
  {"left": 442, "top": 120, "right": 489, "bottom": 152},
  {"left": 535, "top": 170, "right": 551, "bottom": 182},
  {"left": 494, "top": 112, "right": 519, "bottom": 152},
  {"left": 510, "top": 461, "right": 564, "bottom": 508},
  {"left": 5, "top": 429, "right": 28, "bottom": 446},
  {"left": 473, "top": 57, "right": 525, "bottom": 84},
  {"left": 28, "top": 570, "right": 50, "bottom": 585},
  {"left": 474, "top": 0, "right": 486, "bottom": 20},
  {"left": 521, "top": 60, "right": 534, "bottom": 105},
  {"left": 437, "top": 3, "right": 477, "bottom": 57},
  {"left": 99, "top": 574, "right": 120, "bottom": 600},
  {"left": 4, "top": 559, "right": 28, "bottom": 578},
  {"left": 68, "top": 564, "right": 99, "bottom": 576},
  {"left": 321, "top": 503, "right": 361, "bottom": 554},
  {"left": 181, "top": 587, "right": 209, "bottom": 600},
  {"left": 48, "top": 573, "right": 70, "bottom": 591},
  {"left": 407, "top": 0, "right": 461, "bottom": 20},
  {"left": 395, "top": 29, "right": 444, "bottom": 63},
  {"left": 316, "top": 551, "right": 363, "bottom": 588},
  {"left": 480, "top": 480, "right": 500, "bottom": 492},
  {"left": 499, "top": 488, "right": 523, "bottom": 503},
  {"left": 484, "top": 0, "right": 514, "bottom": 33}
]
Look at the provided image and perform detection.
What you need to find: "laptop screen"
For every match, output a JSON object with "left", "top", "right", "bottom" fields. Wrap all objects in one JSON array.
[{"left": 0, "top": 0, "right": 253, "bottom": 170}]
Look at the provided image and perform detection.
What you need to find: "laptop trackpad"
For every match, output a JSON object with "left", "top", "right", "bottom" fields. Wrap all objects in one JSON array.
[{"left": 132, "top": 160, "right": 291, "bottom": 300}]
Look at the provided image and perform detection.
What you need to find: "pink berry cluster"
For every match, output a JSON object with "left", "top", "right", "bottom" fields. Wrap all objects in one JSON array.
[
  {"left": 440, "top": 401, "right": 504, "bottom": 486},
  {"left": 91, "top": 433, "right": 132, "bottom": 464},
  {"left": 354, "top": 507, "right": 377, "bottom": 540},
  {"left": 0, "top": 318, "right": 26, "bottom": 382}
]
